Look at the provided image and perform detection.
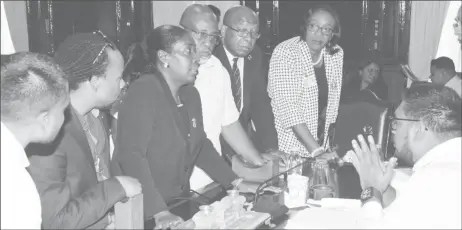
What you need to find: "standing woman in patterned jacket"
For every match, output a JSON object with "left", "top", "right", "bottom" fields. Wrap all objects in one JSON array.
[{"left": 268, "top": 4, "right": 343, "bottom": 158}]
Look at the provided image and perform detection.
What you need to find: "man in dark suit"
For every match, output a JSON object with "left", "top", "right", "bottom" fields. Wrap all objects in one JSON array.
[
  {"left": 26, "top": 32, "right": 142, "bottom": 229},
  {"left": 214, "top": 6, "right": 279, "bottom": 162}
]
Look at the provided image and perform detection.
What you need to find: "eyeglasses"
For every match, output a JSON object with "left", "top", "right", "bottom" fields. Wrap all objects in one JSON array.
[
  {"left": 181, "top": 24, "right": 222, "bottom": 45},
  {"left": 306, "top": 23, "right": 334, "bottom": 36},
  {"left": 224, "top": 25, "right": 260, "bottom": 39},
  {"left": 92, "top": 30, "right": 116, "bottom": 65},
  {"left": 389, "top": 115, "right": 420, "bottom": 132}
]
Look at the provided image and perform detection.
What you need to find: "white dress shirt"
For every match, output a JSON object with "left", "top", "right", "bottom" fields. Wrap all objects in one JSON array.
[
  {"left": 1, "top": 122, "right": 42, "bottom": 229},
  {"left": 190, "top": 55, "right": 240, "bottom": 190},
  {"left": 445, "top": 75, "right": 462, "bottom": 97},
  {"left": 362, "top": 137, "right": 462, "bottom": 229},
  {"left": 224, "top": 46, "right": 244, "bottom": 112}
]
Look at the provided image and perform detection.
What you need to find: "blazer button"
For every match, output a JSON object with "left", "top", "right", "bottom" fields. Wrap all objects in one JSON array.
[{"left": 184, "top": 167, "right": 188, "bottom": 172}]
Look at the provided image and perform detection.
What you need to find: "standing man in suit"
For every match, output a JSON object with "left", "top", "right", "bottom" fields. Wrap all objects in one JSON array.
[
  {"left": 26, "top": 32, "right": 142, "bottom": 229},
  {"left": 214, "top": 6, "right": 279, "bottom": 162},
  {"left": 180, "top": 4, "right": 278, "bottom": 190}
]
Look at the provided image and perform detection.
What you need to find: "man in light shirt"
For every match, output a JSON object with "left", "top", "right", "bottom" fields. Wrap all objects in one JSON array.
[
  {"left": 179, "top": 4, "right": 276, "bottom": 190},
  {"left": 1, "top": 52, "right": 69, "bottom": 229},
  {"left": 346, "top": 83, "right": 461, "bottom": 228},
  {"left": 430, "top": 56, "right": 461, "bottom": 97}
]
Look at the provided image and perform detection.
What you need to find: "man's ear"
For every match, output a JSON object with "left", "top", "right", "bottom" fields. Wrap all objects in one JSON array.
[
  {"left": 89, "top": 75, "right": 101, "bottom": 92},
  {"left": 36, "top": 111, "right": 50, "bottom": 130},
  {"left": 157, "top": 50, "right": 170, "bottom": 66},
  {"left": 411, "top": 122, "right": 427, "bottom": 142},
  {"left": 220, "top": 26, "right": 227, "bottom": 38}
]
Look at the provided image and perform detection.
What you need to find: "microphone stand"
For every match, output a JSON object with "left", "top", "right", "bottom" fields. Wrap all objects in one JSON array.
[{"left": 252, "top": 157, "right": 314, "bottom": 204}]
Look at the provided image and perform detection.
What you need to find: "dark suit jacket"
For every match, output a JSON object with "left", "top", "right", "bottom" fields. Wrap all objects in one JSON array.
[
  {"left": 26, "top": 107, "right": 126, "bottom": 229},
  {"left": 214, "top": 44, "right": 278, "bottom": 160},
  {"left": 111, "top": 72, "right": 237, "bottom": 219}
]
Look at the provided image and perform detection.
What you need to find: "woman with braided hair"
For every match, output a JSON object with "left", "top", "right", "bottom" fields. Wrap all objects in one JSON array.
[{"left": 26, "top": 31, "right": 142, "bottom": 229}]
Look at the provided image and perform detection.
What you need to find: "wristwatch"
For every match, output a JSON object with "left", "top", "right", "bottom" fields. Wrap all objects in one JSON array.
[{"left": 360, "top": 187, "right": 383, "bottom": 205}]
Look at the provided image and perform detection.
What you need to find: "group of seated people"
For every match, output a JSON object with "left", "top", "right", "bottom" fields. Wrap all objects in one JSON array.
[{"left": 1, "top": 3, "right": 461, "bottom": 230}]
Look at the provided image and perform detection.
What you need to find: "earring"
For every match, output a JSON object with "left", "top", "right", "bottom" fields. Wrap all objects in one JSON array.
[{"left": 163, "top": 62, "right": 169, "bottom": 68}]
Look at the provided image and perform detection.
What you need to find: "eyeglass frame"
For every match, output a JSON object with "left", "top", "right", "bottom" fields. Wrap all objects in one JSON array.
[
  {"left": 180, "top": 24, "right": 222, "bottom": 45},
  {"left": 306, "top": 23, "right": 335, "bottom": 37},
  {"left": 389, "top": 115, "right": 420, "bottom": 132},
  {"left": 224, "top": 24, "right": 260, "bottom": 39},
  {"left": 92, "top": 30, "right": 116, "bottom": 65}
]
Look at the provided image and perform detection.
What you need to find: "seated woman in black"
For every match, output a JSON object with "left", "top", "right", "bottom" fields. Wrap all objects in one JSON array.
[
  {"left": 342, "top": 58, "right": 388, "bottom": 102},
  {"left": 112, "top": 25, "right": 240, "bottom": 229}
]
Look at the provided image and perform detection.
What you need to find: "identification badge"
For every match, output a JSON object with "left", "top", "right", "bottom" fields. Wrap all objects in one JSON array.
[{"left": 304, "top": 74, "right": 317, "bottom": 88}]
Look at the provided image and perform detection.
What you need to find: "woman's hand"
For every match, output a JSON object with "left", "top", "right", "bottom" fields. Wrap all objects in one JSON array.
[{"left": 153, "top": 211, "right": 184, "bottom": 229}]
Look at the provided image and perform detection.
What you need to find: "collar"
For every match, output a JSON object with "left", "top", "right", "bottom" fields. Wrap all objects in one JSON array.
[
  {"left": 1, "top": 121, "right": 29, "bottom": 168},
  {"left": 73, "top": 106, "right": 92, "bottom": 132},
  {"left": 445, "top": 75, "right": 461, "bottom": 86},
  {"left": 413, "top": 137, "right": 462, "bottom": 172},
  {"left": 199, "top": 55, "right": 218, "bottom": 69},
  {"left": 223, "top": 45, "right": 238, "bottom": 65}
]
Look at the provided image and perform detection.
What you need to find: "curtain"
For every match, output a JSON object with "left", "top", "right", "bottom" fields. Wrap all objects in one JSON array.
[
  {"left": 436, "top": 1, "right": 461, "bottom": 72},
  {"left": 1, "top": 1, "right": 28, "bottom": 54},
  {"left": 152, "top": 1, "right": 239, "bottom": 28},
  {"left": 1, "top": 1, "right": 15, "bottom": 54},
  {"left": 408, "top": 1, "right": 450, "bottom": 83}
]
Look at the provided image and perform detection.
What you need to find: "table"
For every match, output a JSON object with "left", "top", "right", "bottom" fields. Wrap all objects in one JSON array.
[{"left": 147, "top": 162, "right": 362, "bottom": 229}]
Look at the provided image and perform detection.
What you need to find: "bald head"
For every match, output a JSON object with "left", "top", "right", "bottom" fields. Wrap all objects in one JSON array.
[
  {"left": 223, "top": 5, "right": 258, "bottom": 27},
  {"left": 180, "top": 4, "right": 217, "bottom": 30},
  {"left": 180, "top": 4, "right": 220, "bottom": 64},
  {"left": 221, "top": 6, "right": 259, "bottom": 58}
]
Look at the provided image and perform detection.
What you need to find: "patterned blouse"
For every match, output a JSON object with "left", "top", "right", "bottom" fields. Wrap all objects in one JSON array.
[{"left": 267, "top": 36, "right": 344, "bottom": 156}]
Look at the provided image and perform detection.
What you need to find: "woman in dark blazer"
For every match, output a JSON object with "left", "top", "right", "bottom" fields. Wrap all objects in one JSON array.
[
  {"left": 111, "top": 25, "right": 239, "bottom": 229},
  {"left": 342, "top": 57, "right": 388, "bottom": 102}
]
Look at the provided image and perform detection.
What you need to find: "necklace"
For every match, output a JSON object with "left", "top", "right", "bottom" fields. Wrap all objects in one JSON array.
[{"left": 311, "top": 50, "right": 324, "bottom": 66}]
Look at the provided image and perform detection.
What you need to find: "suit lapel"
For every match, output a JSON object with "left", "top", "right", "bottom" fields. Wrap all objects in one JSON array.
[
  {"left": 155, "top": 75, "right": 189, "bottom": 143},
  {"left": 214, "top": 45, "right": 233, "bottom": 76},
  {"left": 243, "top": 55, "right": 253, "bottom": 113},
  {"left": 68, "top": 107, "right": 97, "bottom": 173}
]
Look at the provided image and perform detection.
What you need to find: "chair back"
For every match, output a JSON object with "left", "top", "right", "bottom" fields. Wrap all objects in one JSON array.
[{"left": 332, "top": 90, "right": 393, "bottom": 159}]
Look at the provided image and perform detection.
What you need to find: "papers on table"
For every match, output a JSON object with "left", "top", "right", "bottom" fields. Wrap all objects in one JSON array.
[
  {"left": 285, "top": 198, "right": 362, "bottom": 229},
  {"left": 284, "top": 207, "right": 361, "bottom": 229}
]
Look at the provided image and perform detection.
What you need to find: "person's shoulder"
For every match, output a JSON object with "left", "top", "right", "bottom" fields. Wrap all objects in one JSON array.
[
  {"left": 275, "top": 36, "right": 300, "bottom": 50},
  {"left": 273, "top": 36, "right": 300, "bottom": 57},
  {"left": 329, "top": 44, "right": 344, "bottom": 58}
]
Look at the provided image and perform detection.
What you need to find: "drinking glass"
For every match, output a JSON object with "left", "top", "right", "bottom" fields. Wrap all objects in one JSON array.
[
  {"left": 288, "top": 149, "right": 303, "bottom": 175},
  {"left": 309, "top": 160, "right": 338, "bottom": 200}
]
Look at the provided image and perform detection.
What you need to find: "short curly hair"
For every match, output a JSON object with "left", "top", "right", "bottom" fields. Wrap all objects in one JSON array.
[
  {"left": 1, "top": 52, "right": 68, "bottom": 120},
  {"left": 403, "top": 83, "right": 461, "bottom": 138}
]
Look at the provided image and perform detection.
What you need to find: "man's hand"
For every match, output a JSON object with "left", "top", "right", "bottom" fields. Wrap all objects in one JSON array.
[
  {"left": 153, "top": 211, "right": 184, "bottom": 229},
  {"left": 347, "top": 135, "right": 398, "bottom": 193},
  {"left": 114, "top": 176, "right": 142, "bottom": 198}
]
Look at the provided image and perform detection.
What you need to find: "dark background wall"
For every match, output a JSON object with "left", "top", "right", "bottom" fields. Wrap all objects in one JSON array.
[{"left": 278, "top": 1, "right": 363, "bottom": 62}]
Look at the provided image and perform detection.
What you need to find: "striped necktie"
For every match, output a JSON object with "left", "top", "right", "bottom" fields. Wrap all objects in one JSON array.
[{"left": 231, "top": 57, "right": 242, "bottom": 112}]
